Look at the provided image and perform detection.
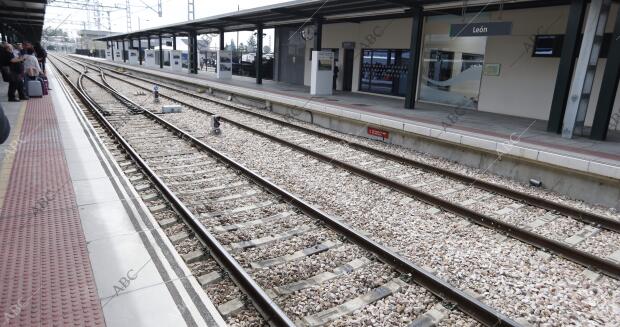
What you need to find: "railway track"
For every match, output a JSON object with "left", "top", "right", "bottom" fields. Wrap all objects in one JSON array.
[
  {"left": 50, "top": 56, "right": 521, "bottom": 326},
  {"left": 64, "top": 55, "right": 620, "bottom": 280},
  {"left": 53, "top": 55, "right": 620, "bottom": 326}
]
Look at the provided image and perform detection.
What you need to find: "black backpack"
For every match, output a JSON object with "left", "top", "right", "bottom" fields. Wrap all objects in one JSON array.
[{"left": 0, "top": 104, "right": 10, "bottom": 144}]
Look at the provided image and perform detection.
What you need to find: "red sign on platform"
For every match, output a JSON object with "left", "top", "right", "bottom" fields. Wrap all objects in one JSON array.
[{"left": 367, "top": 127, "right": 389, "bottom": 139}]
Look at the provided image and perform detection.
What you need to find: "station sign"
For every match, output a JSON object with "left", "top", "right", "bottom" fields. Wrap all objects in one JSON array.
[
  {"left": 367, "top": 127, "right": 389, "bottom": 139},
  {"left": 450, "top": 22, "right": 512, "bottom": 37}
]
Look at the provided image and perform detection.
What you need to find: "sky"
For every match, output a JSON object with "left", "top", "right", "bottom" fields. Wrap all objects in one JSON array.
[{"left": 44, "top": 0, "right": 294, "bottom": 47}]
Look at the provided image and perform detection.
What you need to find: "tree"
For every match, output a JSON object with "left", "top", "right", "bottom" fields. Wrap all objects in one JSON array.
[
  {"left": 227, "top": 39, "right": 236, "bottom": 51},
  {"left": 262, "top": 45, "right": 271, "bottom": 54},
  {"left": 43, "top": 27, "right": 68, "bottom": 38},
  {"left": 246, "top": 34, "right": 257, "bottom": 52}
]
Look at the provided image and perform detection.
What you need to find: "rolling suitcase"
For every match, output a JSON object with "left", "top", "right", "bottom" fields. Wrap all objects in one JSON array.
[
  {"left": 27, "top": 79, "right": 43, "bottom": 98},
  {"left": 39, "top": 77, "right": 48, "bottom": 95}
]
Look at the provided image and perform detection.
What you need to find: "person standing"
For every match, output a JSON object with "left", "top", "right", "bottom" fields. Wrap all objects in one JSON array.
[
  {"left": 333, "top": 64, "right": 339, "bottom": 90},
  {"left": 34, "top": 42, "right": 47, "bottom": 73},
  {"left": 1, "top": 44, "right": 27, "bottom": 102},
  {"left": 0, "top": 103, "right": 10, "bottom": 144},
  {"left": 23, "top": 48, "right": 43, "bottom": 78},
  {"left": 33, "top": 42, "right": 50, "bottom": 91},
  {"left": 13, "top": 43, "right": 23, "bottom": 56}
]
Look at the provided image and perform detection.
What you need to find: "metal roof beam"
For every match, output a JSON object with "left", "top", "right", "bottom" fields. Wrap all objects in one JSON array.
[
  {"left": 216, "top": 17, "right": 259, "bottom": 25},
  {"left": 0, "top": 13, "right": 44, "bottom": 22},
  {"left": 3, "top": 21, "right": 44, "bottom": 27},
  {"left": 0, "top": 6, "right": 46, "bottom": 14},
  {"left": 93, "top": 0, "right": 565, "bottom": 42},
  {"left": 317, "top": 1, "right": 405, "bottom": 17},
  {"left": 376, "top": 0, "right": 416, "bottom": 6},
  {"left": 269, "top": 7, "right": 321, "bottom": 19}
]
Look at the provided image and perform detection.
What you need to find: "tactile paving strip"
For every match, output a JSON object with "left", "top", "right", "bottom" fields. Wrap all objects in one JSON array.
[{"left": 0, "top": 97, "right": 105, "bottom": 326}]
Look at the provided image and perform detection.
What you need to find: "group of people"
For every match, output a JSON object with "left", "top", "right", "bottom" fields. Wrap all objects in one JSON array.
[
  {"left": 199, "top": 56, "right": 215, "bottom": 71},
  {"left": 0, "top": 41, "right": 47, "bottom": 102}
]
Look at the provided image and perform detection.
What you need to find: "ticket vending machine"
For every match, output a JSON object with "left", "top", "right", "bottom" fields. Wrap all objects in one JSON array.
[
  {"left": 144, "top": 50, "right": 156, "bottom": 67},
  {"left": 105, "top": 49, "right": 112, "bottom": 61},
  {"left": 170, "top": 50, "right": 182, "bottom": 71},
  {"left": 310, "top": 51, "right": 334, "bottom": 96},
  {"left": 114, "top": 49, "right": 123, "bottom": 61},
  {"left": 128, "top": 49, "right": 139, "bottom": 65}
]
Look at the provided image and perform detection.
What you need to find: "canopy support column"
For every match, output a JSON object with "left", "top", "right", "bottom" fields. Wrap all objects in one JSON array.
[
  {"left": 547, "top": 0, "right": 587, "bottom": 133},
  {"left": 590, "top": 4, "right": 620, "bottom": 140},
  {"left": 159, "top": 34, "right": 163, "bottom": 69},
  {"left": 189, "top": 31, "right": 198, "bottom": 74},
  {"left": 256, "top": 25, "right": 263, "bottom": 84},
  {"left": 122, "top": 39, "right": 126, "bottom": 63},
  {"left": 220, "top": 29, "right": 225, "bottom": 50},
  {"left": 313, "top": 19, "right": 323, "bottom": 50},
  {"left": 405, "top": 6, "right": 423, "bottom": 109},
  {"left": 138, "top": 38, "right": 143, "bottom": 65}
]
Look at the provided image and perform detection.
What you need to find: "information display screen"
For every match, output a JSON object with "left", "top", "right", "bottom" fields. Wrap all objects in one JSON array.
[
  {"left": 533, "top": 33, "right": 613, "bottom": 58},
  {"left": 317, "top": 51, "right": 333, "bottom": 71},
  {"left": 533, "top": 35, "right": 564, "bottom": 57}
]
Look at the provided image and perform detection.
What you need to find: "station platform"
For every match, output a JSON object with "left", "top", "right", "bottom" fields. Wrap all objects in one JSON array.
[
  {"left": 0, "top": 70, "right": 225, "bottom": 326},
  {"left": 76, "top": 55, "right": 620, "bottom": 182}
]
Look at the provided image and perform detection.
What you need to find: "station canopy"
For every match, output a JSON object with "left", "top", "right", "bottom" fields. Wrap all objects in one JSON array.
[
  {"left": 96, "top": 0, "right": 567, "bottom": 40},
  {"left": 0, "top": 0, "right": 47, "bottom": 41}
]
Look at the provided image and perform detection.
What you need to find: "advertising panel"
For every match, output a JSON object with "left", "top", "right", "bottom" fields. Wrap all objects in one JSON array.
[
  {"left": 217, "top": 50, "right": 232, "bottom": 79},
  {"left": 170, "top": 50, "right": 182, "bottom": 71},
  {"left": 128, "top": 49, "right": 139, "bottom": 65},
  {"left": 144, "top": 50, "right": 156, "bottom": 67}
]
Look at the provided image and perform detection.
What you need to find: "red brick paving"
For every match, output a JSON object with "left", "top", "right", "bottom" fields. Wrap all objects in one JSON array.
[{"left": 0, "top": 97, "right": 105, "bottom": 326}]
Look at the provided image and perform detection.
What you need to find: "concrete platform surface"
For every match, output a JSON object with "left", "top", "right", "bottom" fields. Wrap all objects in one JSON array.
[{"left": 0, "top": 68, "right": 225, "bottom": 326}]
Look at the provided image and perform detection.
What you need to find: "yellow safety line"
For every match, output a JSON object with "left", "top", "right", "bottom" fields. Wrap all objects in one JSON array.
[{"left": 0, "top": 101, "right": 28, "bottom": 209}]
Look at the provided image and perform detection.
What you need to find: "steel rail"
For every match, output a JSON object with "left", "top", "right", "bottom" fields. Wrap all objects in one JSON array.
[
  {"left": 49, "top": 57, "right": 296, "bottom": 327},
  {"left": 68, "top": 55, "right": 620, "bottom": 234},
  {"left": 69, "top": 56, "right": 620, "bottom": 280},
  {"left": 85, "top": 61, "right": 523, "bottom": 327}
]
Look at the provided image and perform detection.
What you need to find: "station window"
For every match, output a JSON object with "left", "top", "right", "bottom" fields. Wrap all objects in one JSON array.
[
  {"left": 359, "top": 49, "right": 410, "bottom": 97},
  {"left": 419, "top": 34, "right": 486, "bottom": 109}
]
